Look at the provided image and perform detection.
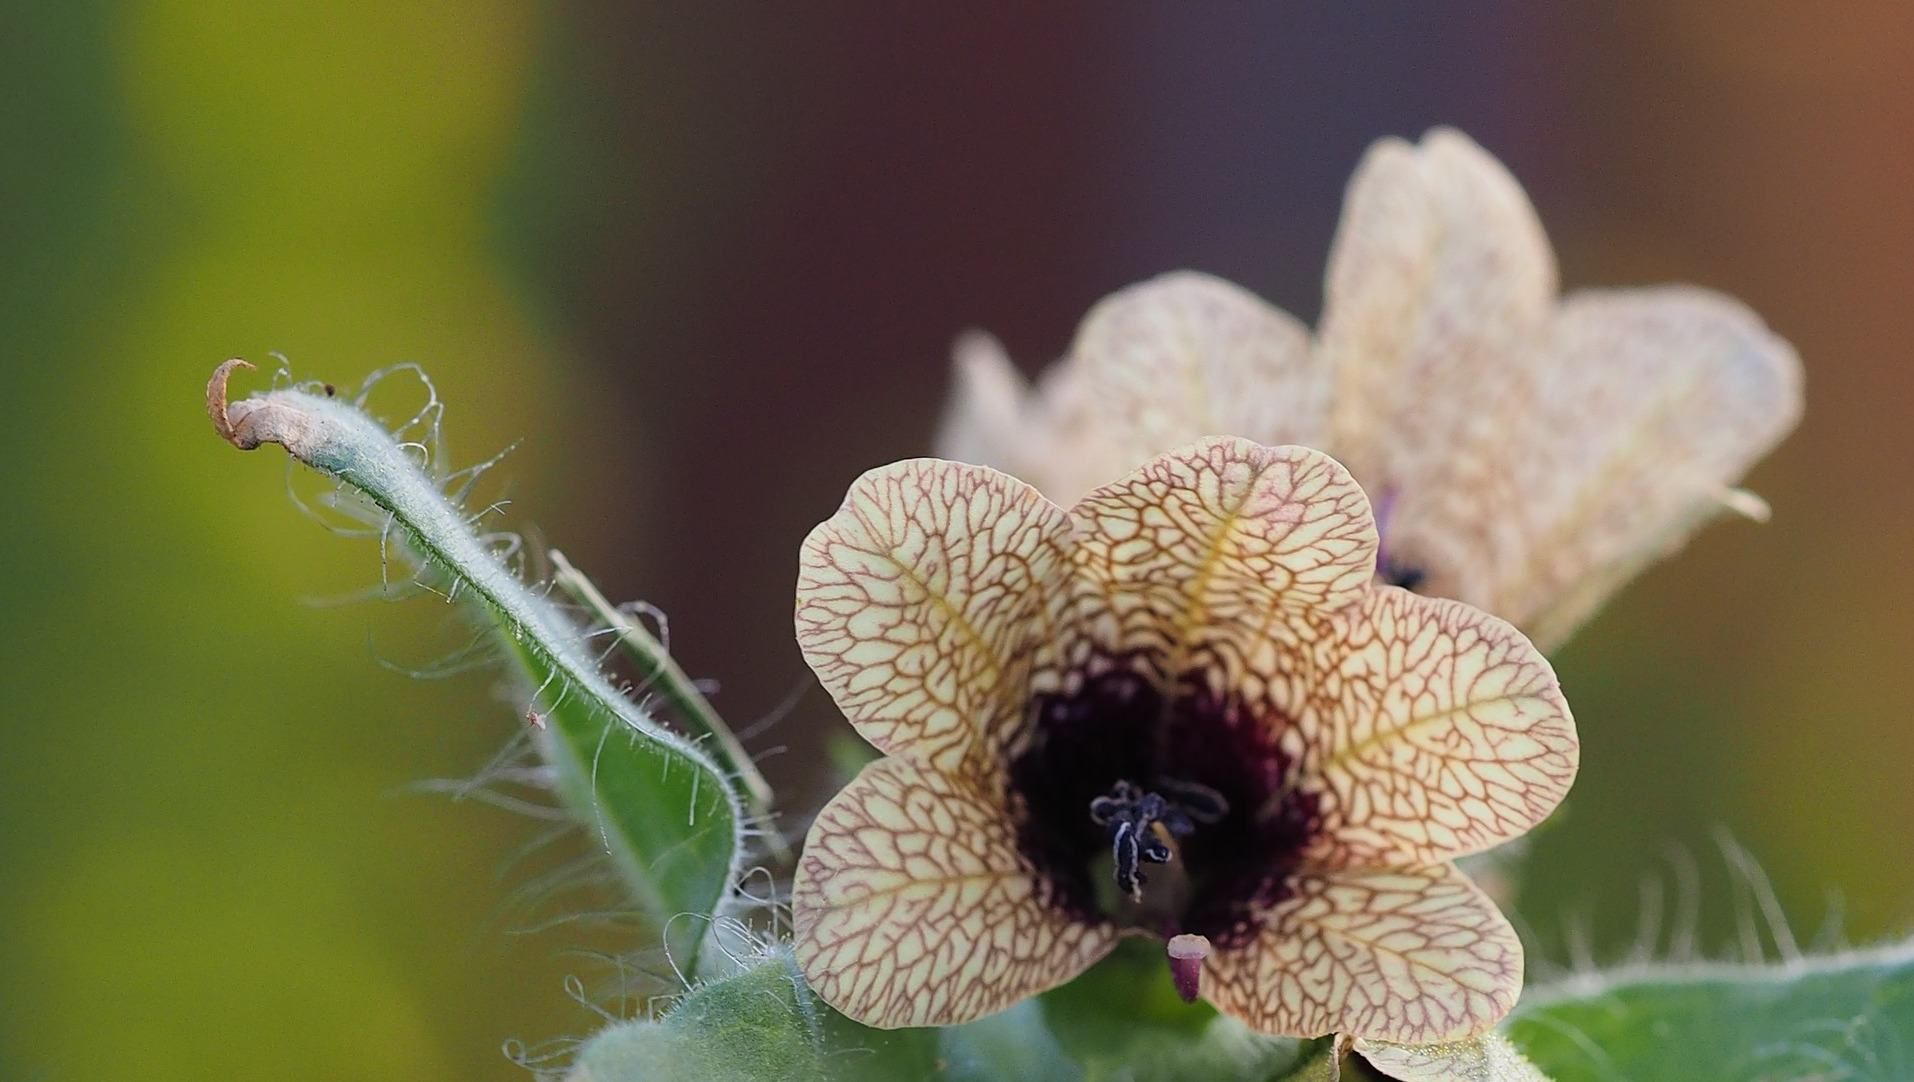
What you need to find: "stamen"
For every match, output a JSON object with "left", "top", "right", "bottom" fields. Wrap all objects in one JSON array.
[
  {"left": 1111, "top": 820, "right": 1143, "bottom": 896},
  {"left": 1156, "top": 778, "right": 1228, "bottom": 825},
  {"left": 1381, "top": 559, "right": 1427, "bottom": 591},
  {"left": 1089, "top": 779, "right": 1231, "bottom": 900},
  {"left": 1372, "top": 486, "right": 1428, "bottom": 591}
]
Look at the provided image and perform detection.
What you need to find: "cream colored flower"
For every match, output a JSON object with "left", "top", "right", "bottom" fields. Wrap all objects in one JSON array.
[
  {"left": 792, "top": 437, "right": 1578, "bottom": 1043},
  {"left": 939, "top": 129, "right": 1802, "bottom": 650}
]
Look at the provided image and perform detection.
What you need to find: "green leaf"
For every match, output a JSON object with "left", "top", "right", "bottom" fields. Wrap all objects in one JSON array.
[
  {"left": 572, "top": 940, "right": 1311, "bottom": 1082},
  {"left": 1507, "top": 941, "right": 1914, "bottom": 1082},
  {"left": 547, "top": 548, "right": 779, "bottom": 841},
  {"left": 207, "top": 362, "right": 743, "bottom": 969},
  {"left": 1273, "top": 1045, "right": 1342, "bottom": 1081},
  {"left": 1354, "top": 1034, "right": 1551, "bottom": 1081},
  {"left": 570, "top": 932, "right": 1914, "bottom": 1082},
  {"left": 572, "top": 950, "right": 948, "bottom": 1082},
  {"left": 513, "top": 613, "right": 739, "bottom": 972},
  {"left": 574, "top": 953, "right": 827, "bottom": 1082},
  {"left": 1040, "top": 938, "right": 1309, "bottom": 1082},
  {"left": 932, "top": 1001, "right": 1076, "bottom": 1082}
]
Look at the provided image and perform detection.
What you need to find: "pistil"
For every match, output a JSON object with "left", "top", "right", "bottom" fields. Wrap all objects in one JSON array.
[{"left": 1166, "top": 933, "right": 1212, "bottom": 1004}]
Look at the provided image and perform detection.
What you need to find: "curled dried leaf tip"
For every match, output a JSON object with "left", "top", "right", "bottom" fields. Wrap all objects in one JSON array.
[
  {"left": 207, "top": 358, "right": 255, "bottom": 446},
  {"left": 206, "top": 358, "right": 323, "bottom": 456}
]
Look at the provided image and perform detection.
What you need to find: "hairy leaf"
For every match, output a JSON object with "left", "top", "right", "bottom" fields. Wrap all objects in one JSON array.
[
  {"left": 1508, "top": 942, "right": 1914, "bottom": 1082},
  {"left": 207, "top": 361, "right": 742, "bottom": 970}
]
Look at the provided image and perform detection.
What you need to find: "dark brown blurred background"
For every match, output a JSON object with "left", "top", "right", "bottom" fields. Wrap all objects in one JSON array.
[{"left": 3, "top": 3, "right": 1909, "bottom": 1079}]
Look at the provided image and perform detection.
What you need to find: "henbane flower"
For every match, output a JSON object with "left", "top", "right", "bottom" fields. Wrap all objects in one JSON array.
[
  {"left": 792, "top": 436, "right": 1577, "bottom": 1042},
  {"left": 939, "top": 128, "right": 1803, "bottom": 650}
]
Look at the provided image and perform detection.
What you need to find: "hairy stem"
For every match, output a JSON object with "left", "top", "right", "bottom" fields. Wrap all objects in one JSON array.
[{"left": 207, "top": 359, "right": 746, "bottom": 970}]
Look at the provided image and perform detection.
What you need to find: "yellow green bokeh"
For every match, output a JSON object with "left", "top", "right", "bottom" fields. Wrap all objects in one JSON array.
[{"left": 3, "top": 1, "right": 590, "bottom": 1078}]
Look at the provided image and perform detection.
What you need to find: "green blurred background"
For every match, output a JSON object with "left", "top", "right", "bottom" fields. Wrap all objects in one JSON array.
[{"left": 3, "top": 2, "right": 1909, "bottom": 1079}]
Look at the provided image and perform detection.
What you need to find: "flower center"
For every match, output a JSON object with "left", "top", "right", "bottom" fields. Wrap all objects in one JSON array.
[{"left": 1006, "top": 657, "right": 1322, "bottom": 946}]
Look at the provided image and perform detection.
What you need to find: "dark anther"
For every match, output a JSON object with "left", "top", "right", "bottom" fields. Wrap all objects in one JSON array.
[
  {"left": 1156, "top": 778, "right": 1229, "bottom": 825},
  {"left": 1087, "top": 779, "right": 1141, "bottom": 826},
  {"left": 1381, "top": 558, "right": 1427, "bottom": 592},
  {"left": 1372, "top": 487, "right": 1427, "bottom": 592},
  {"left": 1089, "top": 778, "right": 1231, "bottom": 899}
]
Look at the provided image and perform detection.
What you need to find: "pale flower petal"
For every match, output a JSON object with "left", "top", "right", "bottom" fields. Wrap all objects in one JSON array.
[
  {"left": 1073, "top": 271, "right": 1329, "bottom": 492},
  {"left": 793, "top": 756, "right": 1120, "bottom": 1028},
  {"left": 935, "top": 330, "right": 1040, "bottom": 476},
  {"left": 1496, "top": 286, "right": 1805, "bottom": 648},
  {"left": 1317, "top": 129, "right": 1801, "bottom": 648},
  {"left": 935, "top": 331, "right": 1129, "bottom": 507},
  {"left": 796, "top": 459, "right": 1072, "bottom": 771},
  {"left": 1320, "top": 127, "right": 1556, "bottom": 508},
  {"left": 1067, "top": 437, "right": 1377, "bottom": 690},
  {"left": 1291, "top": 588, "right": 1577, "bottom": 868},
  {"left": 1204, "top": 864, "right": 1522, "bottom": 1043},
  {"left": 934, "top": 129, "right": 1800, "bottom": 650},
  {"left": 1316, "top": 129, "right": 1556, "bottom": 628}
]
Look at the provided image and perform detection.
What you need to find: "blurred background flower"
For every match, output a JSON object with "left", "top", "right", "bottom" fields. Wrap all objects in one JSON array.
[{"left": 2, "top": 3, "right": 1909, "bottom": 1080}]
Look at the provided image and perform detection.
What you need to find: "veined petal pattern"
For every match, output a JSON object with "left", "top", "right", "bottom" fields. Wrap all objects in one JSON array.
[
  {"left": 1204, "top": 865, "right": 1522, "bottom": 1043},
  {"left": 1291, "top": 589, "right": 1577, "bottom": 868},
  {"left": 797, "top": 458, "right": 1072, "bottom": 772},
  {"left": 1068, "top": 437, "right": 1377, "bottom": 693},
  {"left": 1075, "top": 271, "right": 1330, "bottom": 477},
  {"left": 793, "top": 756, "right": 1119, "bottom": 1028}
]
